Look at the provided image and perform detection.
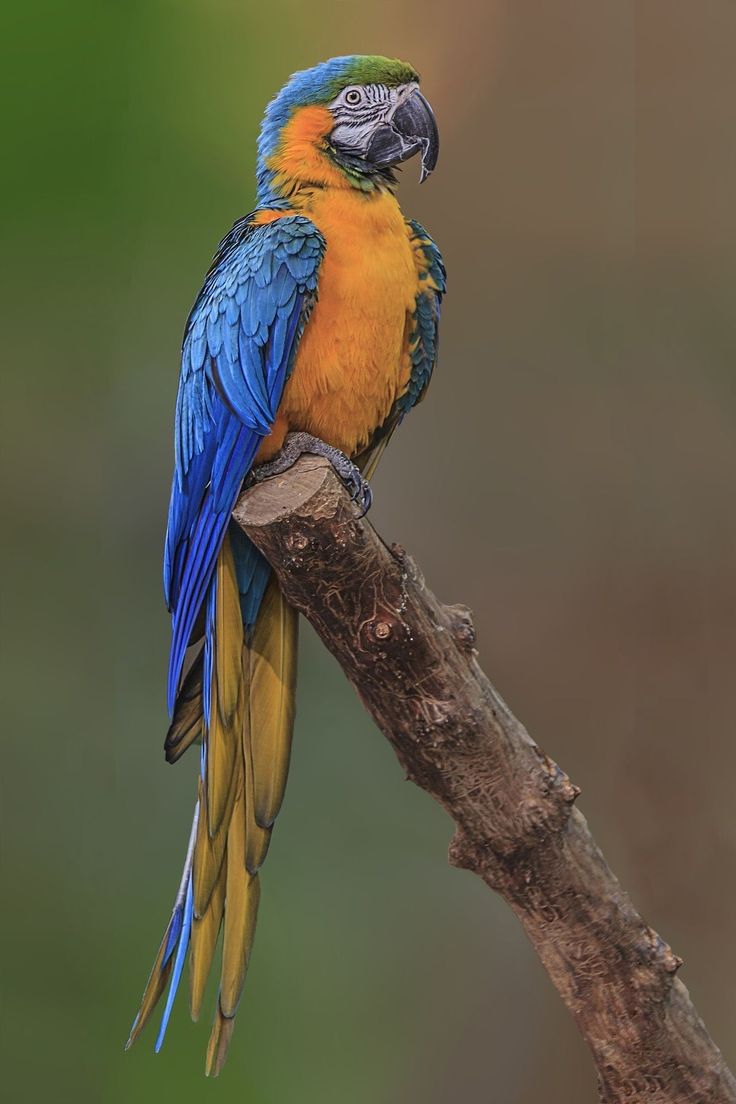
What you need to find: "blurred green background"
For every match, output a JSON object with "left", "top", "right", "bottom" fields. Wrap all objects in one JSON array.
[{"left": 3, "top": 1, "right": 736, "bottom": 1100}]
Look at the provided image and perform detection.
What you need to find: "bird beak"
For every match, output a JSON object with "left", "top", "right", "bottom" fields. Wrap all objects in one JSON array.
[{"left": 366, "top": 88, "right": 439, "bottom": 182}]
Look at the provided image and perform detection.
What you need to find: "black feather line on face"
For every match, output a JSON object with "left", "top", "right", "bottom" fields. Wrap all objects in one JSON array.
[
  {"left": 324, "top": 142, "right": 399, "bottom": 189},
  {"left": 336, "top": 106, "right": 384, "bottom": 127}
]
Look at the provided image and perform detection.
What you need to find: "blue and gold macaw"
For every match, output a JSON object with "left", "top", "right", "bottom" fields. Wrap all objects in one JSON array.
[{"left": 127, "top": 55, "right": 445, "bottom": 1075}]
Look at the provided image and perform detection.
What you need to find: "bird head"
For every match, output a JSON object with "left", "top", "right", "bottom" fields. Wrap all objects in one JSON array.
[{"left": 257, "top": 56, "right": 439, "bottom": 201}]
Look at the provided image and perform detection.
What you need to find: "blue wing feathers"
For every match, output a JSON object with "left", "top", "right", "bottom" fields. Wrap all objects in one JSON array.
[
  {"left": 202, "top": 576, "right": 216, "bottom": 733},
  {"left": 229, "top": 522, "right": 271, "bottom": 630},
  {"left": 397, "top": 220, "right": 446, "bottom": 419},
  {"left": 166, "top": 416, "right": 257, "bottom": 713},
  {"left": 164, "top": 213, "right": 325, "bottom": 713}
]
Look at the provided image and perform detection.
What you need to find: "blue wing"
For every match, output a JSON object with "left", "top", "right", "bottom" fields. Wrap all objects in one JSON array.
[
  {"left": 396, "top": 219, "right": 446, "bottom": 418},
  {"left": 163, "top": 213, "right": 325, "bottom": 713}
]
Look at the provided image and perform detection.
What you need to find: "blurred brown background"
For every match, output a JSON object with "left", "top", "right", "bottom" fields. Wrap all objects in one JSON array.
[{"left": 3, "top": 1, "right": 735, "bottom": 1100}]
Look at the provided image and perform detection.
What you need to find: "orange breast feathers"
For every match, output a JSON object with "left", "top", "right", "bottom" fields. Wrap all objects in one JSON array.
[{"left": 280, "top": 188, "right": 420, "bottom": 458}]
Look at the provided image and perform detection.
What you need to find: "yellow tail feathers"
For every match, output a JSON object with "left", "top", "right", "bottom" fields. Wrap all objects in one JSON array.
[
  {"left": 197, "top": 542, "right": 298, "bottom": 1073},
  {"left": 129, "top": 535, "right": 298, "bottom": 1075},
  {"left": 189, "top": 856, "right": 225, "bottom": 1022},
  {"left": 247, "top": 574, "right": 298, "bottom": 831}
]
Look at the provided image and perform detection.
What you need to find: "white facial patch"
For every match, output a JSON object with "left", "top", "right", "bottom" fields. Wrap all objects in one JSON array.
[{"left": 328, "top": 82, "right": 418, "bottom": 155}]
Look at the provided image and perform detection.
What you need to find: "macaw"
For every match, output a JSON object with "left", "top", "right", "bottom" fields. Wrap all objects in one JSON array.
[{"left": 127, "top": 55, "right": 445, "bottom": 1075}]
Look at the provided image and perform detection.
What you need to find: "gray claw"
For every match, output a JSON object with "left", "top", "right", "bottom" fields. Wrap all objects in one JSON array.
[{"left": 353, "top": 478, "right": 372, "bottom": 518}]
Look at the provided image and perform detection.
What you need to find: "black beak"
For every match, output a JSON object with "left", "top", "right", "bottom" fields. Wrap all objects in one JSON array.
[{"left": 366, "top": 88, "right": 439, "bottom": 182}]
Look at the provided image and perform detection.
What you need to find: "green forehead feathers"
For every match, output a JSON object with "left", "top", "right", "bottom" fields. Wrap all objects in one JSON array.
[{"left": 336, "top": 55, "right": 420, "bottom": 95}]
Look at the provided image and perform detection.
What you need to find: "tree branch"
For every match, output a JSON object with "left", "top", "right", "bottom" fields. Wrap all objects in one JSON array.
[{"left": 233, "top": 456, "right": 735, "bottom": 1104}]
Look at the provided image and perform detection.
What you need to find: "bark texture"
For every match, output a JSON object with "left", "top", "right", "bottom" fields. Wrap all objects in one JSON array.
[{"left": 233, "top": 456, "right": 736, "bottom": 1104}]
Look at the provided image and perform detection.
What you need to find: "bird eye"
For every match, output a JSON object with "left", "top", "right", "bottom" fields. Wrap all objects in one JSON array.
[{"left": 345, "top": 88, "right": 362, "bottom": 106}]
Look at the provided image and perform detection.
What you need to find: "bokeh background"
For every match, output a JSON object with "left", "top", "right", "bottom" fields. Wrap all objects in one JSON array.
[{"left": 3, "top": 1, "right": 736, "bottom": 1100}]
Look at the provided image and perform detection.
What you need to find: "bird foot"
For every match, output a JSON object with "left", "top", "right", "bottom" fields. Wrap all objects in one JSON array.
[{"left": 250, "top": 432, "right": 373, "bottom": 516}]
